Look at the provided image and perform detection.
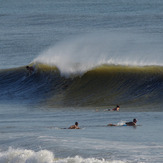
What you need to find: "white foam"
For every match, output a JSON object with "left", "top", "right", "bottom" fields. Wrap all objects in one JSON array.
[
  {"left": 0, "top": 147, "right": 54, "bottom": 163},
  {"left": 54, "top": 155, "right": 125, "bottom": 163},
  {"left": 117, "top": 121, "right": 126, "bottom": 126},
  {"left": 33, "top": 31, "right": 163, "bottom": 76},
  {"left": 0, "top": 147, "right": 126, "bottom": 163}
]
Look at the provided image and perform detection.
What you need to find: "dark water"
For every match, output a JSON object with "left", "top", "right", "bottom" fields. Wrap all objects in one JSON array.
[{"left": 0, "top": 64, "right": 163, "bottom": 110}]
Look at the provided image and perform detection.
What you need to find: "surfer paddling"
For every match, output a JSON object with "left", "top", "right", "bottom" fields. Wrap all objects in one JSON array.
[
  {"left": 68, "top": 122, "right": 80, "bottom": 129},
  {"left": 108, "top": 118, "right": 138, "bottom": 126},
  {"left": 125, "top": 118, "right": 137, "bottom": 126},
  {"left": 108, "top": 105, "right": 120, "bottom": 111}
]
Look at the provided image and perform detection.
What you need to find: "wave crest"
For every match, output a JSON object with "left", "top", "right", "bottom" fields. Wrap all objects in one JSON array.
[{"left": 33, "top": 32, "right": 163, "bottom": 76}]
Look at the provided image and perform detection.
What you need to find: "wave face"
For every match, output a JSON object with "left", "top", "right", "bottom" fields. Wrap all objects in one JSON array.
[{"left": 0, "top": 63, "right": 163, "bottom": 109}]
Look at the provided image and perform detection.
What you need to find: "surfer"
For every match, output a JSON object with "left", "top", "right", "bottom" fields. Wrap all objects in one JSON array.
[
  {"left": 125, "top": 118, "right": 137, "bottom": 126},
  {"left": 108, "top": 119, "right": 137, "bottom": 126},
  {"left": 68, "top": 122, "right": 80, "bottom": 129},
  {"left": 108, "top": 105, "right": 120, "bottom": 111},
  {"left": 26, "top": 66, "right": 34, "bottom": 75}
]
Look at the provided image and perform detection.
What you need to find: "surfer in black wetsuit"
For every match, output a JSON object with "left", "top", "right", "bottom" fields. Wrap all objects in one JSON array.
[
  {"left": 125, "top": 118, "right": 137, "bottom": 126},
  {"left": 108, "top": 119, "right": 137, "bottom": 126},
  {"left": 26, "top": 66, "right": 34, "bottom": 75},
  {"left": 68, "top": 122, "right": 80, "bottom": 129}
]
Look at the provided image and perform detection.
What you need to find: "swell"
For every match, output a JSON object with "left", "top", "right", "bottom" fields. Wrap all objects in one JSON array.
[
  {"left": 0, "top": 64, "right": 163, "bottom": 109},
  {"left": 60, "top": 65, "right": 163, "bottom": 108},
  {"left": 0, "top": 64, "right": 71, "bottom": 103}
]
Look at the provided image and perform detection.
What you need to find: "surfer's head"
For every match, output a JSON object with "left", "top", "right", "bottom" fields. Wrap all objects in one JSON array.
[
  {"left": 75, "top": 122, "right": 78, "bottom": 126},
  {"left": 133, "top": 119, "right": 137, "bottom": 123}
]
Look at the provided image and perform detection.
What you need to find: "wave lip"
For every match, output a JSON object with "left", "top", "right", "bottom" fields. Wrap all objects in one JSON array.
[{"left": 33, "top": 32, "right": 163, "bottom": 76}]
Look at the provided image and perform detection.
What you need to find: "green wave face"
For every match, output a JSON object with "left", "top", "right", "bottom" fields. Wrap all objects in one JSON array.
[
  {"left": 0, "top": 64, "right": 163, "bottom": 109},
  {"left": 58, "top": 65, "right": 163, "bottom": 107}
]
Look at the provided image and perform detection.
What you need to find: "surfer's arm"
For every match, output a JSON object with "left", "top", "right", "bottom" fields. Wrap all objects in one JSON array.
[{"left": 68, "top": 125, "right": 75, "bottom": 129}]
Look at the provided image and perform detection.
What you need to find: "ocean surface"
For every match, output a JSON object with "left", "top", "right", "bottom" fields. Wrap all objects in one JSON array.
[{"left": 0, "top": 0, "right": 163, "bottom": 162}]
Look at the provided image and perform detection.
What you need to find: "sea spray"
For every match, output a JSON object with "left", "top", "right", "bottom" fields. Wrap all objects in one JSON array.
[{"left": 33, "top": 32, "right": 163, "bottom": 76}]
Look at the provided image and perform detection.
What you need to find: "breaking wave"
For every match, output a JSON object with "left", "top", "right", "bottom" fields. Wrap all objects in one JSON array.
[
  {"left": 33, "top": 32, "right": 163, "bottom": 76},
  {"left": 1, "top": 32, "right": 163, "bottom": 109},
  {"left": 0, "top": 63, "right": 163, "bottom": 110},
  {"left": 0, "top": 147, "right": 125, "bottom": 163}
]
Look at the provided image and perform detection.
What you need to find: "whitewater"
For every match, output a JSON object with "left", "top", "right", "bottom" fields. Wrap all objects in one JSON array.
[
  {"left": 0, "top": 0, "right": 163, "bottom": 163},
  {"left": 33, "top": 32, "right": 163, "bottom": 76}
]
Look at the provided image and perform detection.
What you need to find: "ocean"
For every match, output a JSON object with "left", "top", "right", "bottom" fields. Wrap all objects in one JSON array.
[{"left": 0, "top": 0, "right": 163, "bottom": 162}]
